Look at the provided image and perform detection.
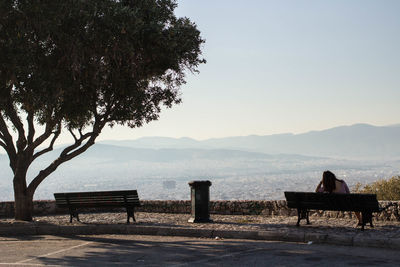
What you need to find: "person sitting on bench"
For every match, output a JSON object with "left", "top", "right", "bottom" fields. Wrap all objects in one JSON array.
[
  {"left": 315, "top": 170, "right": 362, "bottom": 226},
  {"left": 315, "top": 170, "right": 350, "bottom": 194}
]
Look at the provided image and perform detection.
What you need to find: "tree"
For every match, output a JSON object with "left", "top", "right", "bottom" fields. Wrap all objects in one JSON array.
[{"left": 0, "top": 0, "right": 205, "bottom": 221}]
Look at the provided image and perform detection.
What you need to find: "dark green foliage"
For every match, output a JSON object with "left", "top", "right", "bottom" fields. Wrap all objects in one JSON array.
[
  {"left": 0, "top": 0, "right": 204, "bottom": 220},
  {"left": 1, "top": 0, "right": 204, "bottom": 128}
]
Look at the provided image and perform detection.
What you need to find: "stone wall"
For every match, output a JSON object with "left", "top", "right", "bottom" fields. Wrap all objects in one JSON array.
[
  {"left": 1, "top": 200, "right": 399, "bottom": 221},
  {"left": 0, "top": 201, "right": 60, "bottom": 217},
  {"left": 138, "top": 200, "right": 400, "bottom": 221}
]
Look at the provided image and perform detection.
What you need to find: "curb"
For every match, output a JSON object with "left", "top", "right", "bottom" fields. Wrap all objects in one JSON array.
[{"left": 0, "top": 224, "right": 399, "bottom": 250}]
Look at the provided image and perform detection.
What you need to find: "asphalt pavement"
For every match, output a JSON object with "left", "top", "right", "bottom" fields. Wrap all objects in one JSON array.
[
  {"left": 0, "top": 234, "right": 399, "bottom": 266},
  {"left": 2, "top": 212, "right": 400, "bottom": 252}
]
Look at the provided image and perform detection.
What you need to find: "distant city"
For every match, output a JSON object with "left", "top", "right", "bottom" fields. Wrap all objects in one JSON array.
[
  {"left": 0, "top": 155, "right": 397, "bottom": 201},
  {"left": 0, "top": 124, "right": 399, "bottom": 201}
]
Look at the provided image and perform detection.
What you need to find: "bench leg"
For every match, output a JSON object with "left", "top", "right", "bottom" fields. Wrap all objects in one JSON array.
[
  {"left": 360, "top": 211, "right": 373, "bottom": 231},
  {"left": 296, "top": 208, "right": 310, "bottom": 226},
  {"left": 69, "top": 208, "right": 79, "bottom": 223},
  {"left": 127, "top": 207, "right": 135, "bottom": 224}
]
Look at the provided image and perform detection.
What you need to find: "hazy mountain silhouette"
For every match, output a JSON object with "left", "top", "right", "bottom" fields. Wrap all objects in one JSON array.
[
  {"left": 101, "top": 124, "right": 400, "bottom": 160},
  {"left": 1, "top": 124, "right": 398, "bottom": 201},
  {"left": 32, "top": 144, "right": 319, "bottom": 164}
]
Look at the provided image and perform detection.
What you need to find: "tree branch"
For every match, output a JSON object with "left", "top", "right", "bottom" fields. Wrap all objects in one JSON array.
[
  {"left": 4, "top": 104, "right": 27, "bottom": 152},
  {"left": 61, "top": 132, "right": 92, "bottom": 158},
  {"left": 30, "top": 122, "right": 58, "bottom": 150},
  {"left": 0, "top": 114, "right": 17, "bottom": 171},
  {"left": 27, "top": 111, "right": 35, "bottom": 145},
  {"left": 27, "top": 127, "right": 102, "bottom": 195},
  {"left": 32, "top": 127, "right": 61, "bottom": 161},
  {"left": 0, "top": 114, "right": 14, "bottom": 146},
  {"left": 68, "top": 128, "right": 78, "bottom": 142},
  {"left": 0, "top": 140, "right": 6, "bottom": 150}
]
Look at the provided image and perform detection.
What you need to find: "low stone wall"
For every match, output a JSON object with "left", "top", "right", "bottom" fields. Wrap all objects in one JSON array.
[
  {"left": 0, "top": 201, "right": 60, "bottom": 218},
  {"left": 138, "top": 200, "right": 400, "bottom": 221},
  {"left": 1, "top": 200, "right": 399, "bottom": 221}
]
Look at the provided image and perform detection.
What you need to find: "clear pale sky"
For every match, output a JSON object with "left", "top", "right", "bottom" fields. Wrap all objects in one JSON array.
[{"left": 99, "top": 0, "right": 400, "bottom": 141}]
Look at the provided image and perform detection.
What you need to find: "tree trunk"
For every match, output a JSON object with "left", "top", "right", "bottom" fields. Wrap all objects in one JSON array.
[
  {"left": 14, "top": 190, "right": 33, "bottom": 221},
  {"left": 13, "top": 163, "right": 33, "bottom": 221}
]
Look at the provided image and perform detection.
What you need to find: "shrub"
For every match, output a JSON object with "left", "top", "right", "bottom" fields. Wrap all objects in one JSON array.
[{"left": 354, "top": 176, "right": 400, "bottom": 200}]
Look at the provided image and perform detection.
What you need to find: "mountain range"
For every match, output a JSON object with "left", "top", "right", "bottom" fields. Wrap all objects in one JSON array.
[
  {"left": 100, "top": 123, "right": 400, "bottom": 160},
  {"left": 1, "top": 123, "right": 399, "bottom": 201}
]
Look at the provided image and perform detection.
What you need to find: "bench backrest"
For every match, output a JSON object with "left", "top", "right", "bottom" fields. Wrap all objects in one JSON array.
[
  {"left": 284, "top": 191, "right": 380, "bottom": 212},
  {"left": 54, "top": 190, "right": 140, "bottom": 208}
]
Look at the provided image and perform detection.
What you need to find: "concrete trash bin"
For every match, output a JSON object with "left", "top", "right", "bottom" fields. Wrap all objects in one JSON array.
[{"left": 188, "top": 180, "right": 212, "bottom": 223}]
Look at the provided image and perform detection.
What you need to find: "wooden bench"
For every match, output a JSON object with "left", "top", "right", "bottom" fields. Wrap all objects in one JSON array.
[
  {"left": 54, "top": 190, "right": 140, "bottom": 223},
  {"left": 284, "top": 191, "right": 384, "bottom": 230}
]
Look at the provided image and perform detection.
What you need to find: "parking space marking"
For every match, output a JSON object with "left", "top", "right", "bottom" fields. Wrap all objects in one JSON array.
[
  {"left": 15, "top": 241, "right": 91, "bottom": 264},
  {"left": 0, "top": 263, "right": 59, "bottom": 266}
]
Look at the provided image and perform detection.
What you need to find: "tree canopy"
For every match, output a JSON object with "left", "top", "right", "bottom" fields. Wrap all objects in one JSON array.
[{"left": 0, "top": 0, "right": 205, "bottom": 220}]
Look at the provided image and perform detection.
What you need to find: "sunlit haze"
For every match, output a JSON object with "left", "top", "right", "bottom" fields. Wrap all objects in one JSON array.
[
  {"left": 21, "top": 0, "right": 400, "bottom": 144},
  {"left": 94, "top": 0, "right": 400, "bottom": 141}
]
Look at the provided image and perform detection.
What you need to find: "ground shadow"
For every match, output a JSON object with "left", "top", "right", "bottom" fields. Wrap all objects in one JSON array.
[{"left": 30, "top": 234, "right": 398, "bottom": 266}]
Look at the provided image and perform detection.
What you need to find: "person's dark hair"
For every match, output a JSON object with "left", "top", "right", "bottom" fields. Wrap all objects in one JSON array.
[{"left": 322, "top": 170, "right": 339, "bottom": 193}]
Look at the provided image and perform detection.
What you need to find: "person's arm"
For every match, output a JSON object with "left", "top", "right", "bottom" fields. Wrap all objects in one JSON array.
[{"left": 315, "top": 181, "right": 323, "bottom": 192}]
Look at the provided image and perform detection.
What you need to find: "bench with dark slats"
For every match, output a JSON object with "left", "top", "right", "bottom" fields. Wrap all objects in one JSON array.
[
  {"left": 54, "top": 190, "right": 140, "bottom": 223},
  {"left": 284, "top": 191, "right": 383, "bottom": 230}
]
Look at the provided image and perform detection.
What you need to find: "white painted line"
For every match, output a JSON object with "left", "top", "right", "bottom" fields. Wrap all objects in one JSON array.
[
  {"left": 15, "top": 241, "right": 91, "bottom": 264},
  {"left": 0, "top": 263, "right": 60, "bottom": 266}
]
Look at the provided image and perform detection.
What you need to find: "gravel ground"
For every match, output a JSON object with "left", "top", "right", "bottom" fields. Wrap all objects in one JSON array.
[{"left": 2, "top": 212, "right": 400, "bottom": 240}]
